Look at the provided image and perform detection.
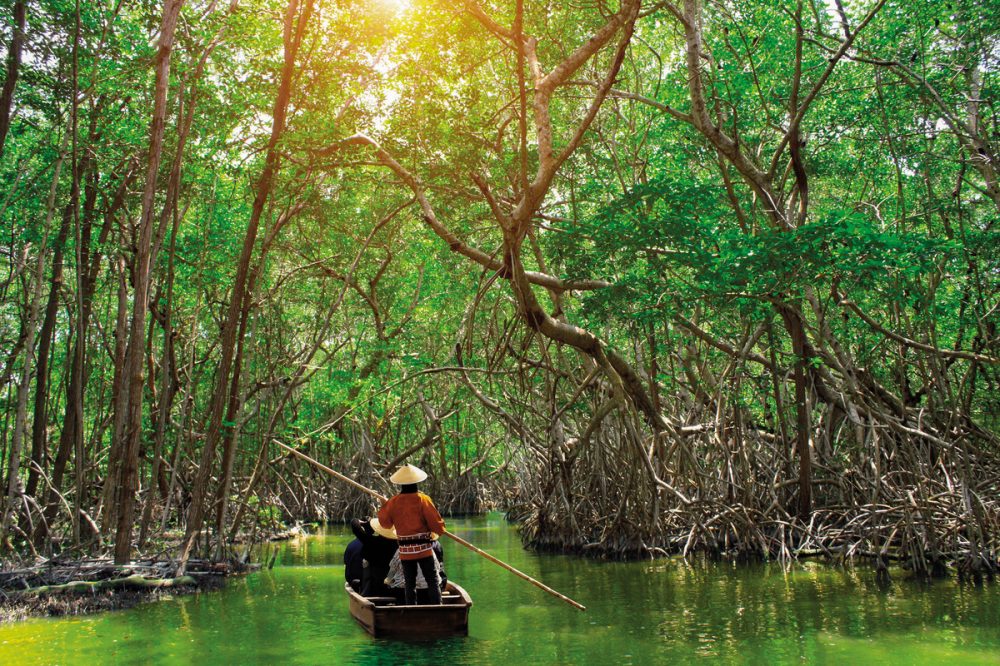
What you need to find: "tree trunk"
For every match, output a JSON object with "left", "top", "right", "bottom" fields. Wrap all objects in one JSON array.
[
  {"left": 177, "top": 0, "right": 314, "bottom": 573},
  {"left": 112, "top": 0, "right": 185, "bottom": 565},
  {"left": 25, "top": 205, "right": 71, "bottom": 499},
  {"left": 138, "top": 35, "right": 209, "bottom": 546},
  {"left": 213, "top": 310, "right": 248, "bottom": 555},
  {"left": 2, "top": 138, "right": 68, "bottom": 547},
  {"left": 43, "top": 158, "right": 131, "bottom": 541},
  {"left": 26, "top": 51, "right": 87, "bottom": 500},
  {"left": 102, "top": 256, "right": 131, "bottom": 534},
  {"left": 0, "top": 0, "right": 26, "bottom": 158},
  {"left": 778, "top": 303, "right": 812, "bottom": 517},
  {"left": 138, "top": 206, "right": 179, "bottom": 548}
]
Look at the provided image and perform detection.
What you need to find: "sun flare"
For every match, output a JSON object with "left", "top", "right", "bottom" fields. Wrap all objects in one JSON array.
[{"left": 378, "top": 0, "right": 412, "bottom": 13}]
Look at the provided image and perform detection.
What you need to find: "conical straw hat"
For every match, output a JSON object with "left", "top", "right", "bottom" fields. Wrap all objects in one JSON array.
[
  {"left": 370, "top": 517, "right": 397, "bottom": 539},
  {"left": 389, "top": 464, "right": 427, "bottom": 485}
]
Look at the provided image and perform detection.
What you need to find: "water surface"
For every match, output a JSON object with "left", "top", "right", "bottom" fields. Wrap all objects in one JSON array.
[{"left": 1, "top": 513, "right": 997, "bottom": 664}]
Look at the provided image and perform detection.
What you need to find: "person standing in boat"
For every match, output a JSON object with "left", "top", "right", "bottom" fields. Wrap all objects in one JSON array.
[
  {"left": 376, "top": 464, "right": 445, "bottom": 605},
  {"left": 383, "top": 538, "right": 448, "bottom": 603}
]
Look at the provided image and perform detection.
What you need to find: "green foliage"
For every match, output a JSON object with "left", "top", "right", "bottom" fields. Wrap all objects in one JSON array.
[{"left": 1, "top": 0, "right": 997, "bottom": 549}]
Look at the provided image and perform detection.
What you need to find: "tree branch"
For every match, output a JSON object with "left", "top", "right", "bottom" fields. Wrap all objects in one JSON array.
[
  {"left": 837, "top": 293, "right": 999, "bottom": 364},
  {"left": 321, "top": 134, "right": 611, "bottom": 293}
]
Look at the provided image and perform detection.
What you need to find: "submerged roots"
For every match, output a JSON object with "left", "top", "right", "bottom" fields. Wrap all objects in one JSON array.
[{"left": 515, "top": 410, "right": 999, "bottom": 580}]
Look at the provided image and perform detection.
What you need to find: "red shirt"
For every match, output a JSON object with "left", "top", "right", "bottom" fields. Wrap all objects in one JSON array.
[{"left": 377, "top": 492, "right": 446, "bottom": 560}]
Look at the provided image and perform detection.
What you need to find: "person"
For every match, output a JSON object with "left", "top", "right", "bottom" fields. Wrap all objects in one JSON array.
[
  {"left": 347, "top": 517, "right": 398, "bottom": 597},
  {"left": 343, "top": 525, "right": 364, "bottom": 592},
  {"left": 376, "top": 464, "right": 445, "bottom": 605},
  {"left": 384, "top": 539, "right": 448, "bottom": 604}
]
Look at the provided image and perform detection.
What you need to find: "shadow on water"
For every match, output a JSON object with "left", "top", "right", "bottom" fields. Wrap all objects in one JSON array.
[{"left": 0, "top": 513, "right": 997, "bottom": 665}]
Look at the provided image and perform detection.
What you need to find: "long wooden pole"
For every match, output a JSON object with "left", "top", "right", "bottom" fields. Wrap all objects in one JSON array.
[{"left": 275, "top": 440, "right": 586, "bottom": 611}]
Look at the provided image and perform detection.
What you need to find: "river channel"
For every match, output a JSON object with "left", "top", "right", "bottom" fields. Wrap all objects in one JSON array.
[{"left": 0, "top": 513, "right": 997, "bottom": 664}]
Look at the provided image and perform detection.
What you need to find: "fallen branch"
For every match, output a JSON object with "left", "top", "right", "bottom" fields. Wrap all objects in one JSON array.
[{"left": 18, "top": 574, "right": 197, "bottom": 596}]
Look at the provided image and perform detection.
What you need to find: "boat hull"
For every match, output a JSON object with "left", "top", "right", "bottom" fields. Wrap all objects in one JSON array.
[{"left": 346, "top": 581, "right": 473, "bottom": 638}]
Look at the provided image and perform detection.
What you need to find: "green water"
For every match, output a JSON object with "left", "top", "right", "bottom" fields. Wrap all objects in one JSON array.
[{"left": 1, "top": 514, "right": 997, "bottom": 665}]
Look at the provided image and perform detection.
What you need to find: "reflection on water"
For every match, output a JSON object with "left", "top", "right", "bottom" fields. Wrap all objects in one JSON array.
[{"left": 0, "top": 513, "right": 997, "bottom": 664}]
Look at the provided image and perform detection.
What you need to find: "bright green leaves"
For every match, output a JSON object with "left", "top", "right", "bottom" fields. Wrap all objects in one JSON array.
[{"left": 560, "top": 164, "right": 957, "bottom": 332}]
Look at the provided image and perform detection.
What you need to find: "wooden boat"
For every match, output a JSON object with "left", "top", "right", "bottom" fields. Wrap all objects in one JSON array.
[{"left": 345, "top": 581, "right": 473, "bottom": 639}]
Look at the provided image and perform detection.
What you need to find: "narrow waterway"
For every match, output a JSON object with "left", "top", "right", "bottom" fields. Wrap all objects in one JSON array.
[{"left": 1, "top": 513, "right": 997, "bottom": 664}]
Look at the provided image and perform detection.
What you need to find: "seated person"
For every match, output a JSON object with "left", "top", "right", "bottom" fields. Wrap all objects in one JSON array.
[
  {"left": 343, "top": 530, "right": 364, "bottom": 592},
  {"left": 348, "top": 517, "right": 398, "bottom": 597},
  {"left": 384, "top": 540, "right": 447, "bottom": 604}
]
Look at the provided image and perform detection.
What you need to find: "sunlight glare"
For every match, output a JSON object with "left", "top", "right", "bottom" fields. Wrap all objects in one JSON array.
[{"left": 377, "top": 0, "right": 412, "bottom": 13}]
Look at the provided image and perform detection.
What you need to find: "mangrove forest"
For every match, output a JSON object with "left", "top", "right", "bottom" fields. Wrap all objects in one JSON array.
[{"left": 0, "top": 0, "right": 998, "bottom": 594}]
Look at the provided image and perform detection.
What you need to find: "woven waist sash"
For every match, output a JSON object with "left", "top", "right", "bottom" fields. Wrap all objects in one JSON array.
[{"left": 398, "top": 532, "right": 433, "bottom": 557}]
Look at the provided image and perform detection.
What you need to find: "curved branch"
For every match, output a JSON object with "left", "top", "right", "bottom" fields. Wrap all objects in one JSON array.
[
  {"left": 536, "top": 3, "right": 638, "bottom": 95},
  {"left": 506, "top": 245, "right": 670, "bottom": 434},
  {"left": 461, "top": 0, "right": 515, "bottom": 41},
  {"left": 837, "top": 294, "right": 999, "bottom": 365},
  {"left": 322, "top": 134, "right": 611, "bottom": 293},
  {"left": 607, "top": 87, "right": 693, "bottom": 124},
  {"left": 518, "top": 1, "right": 641, "bottom": 224},
  {"left": 674, "top": 316, "right": 777, "bottom": 372},
  {"left": 680, "top": 0, "right": 783, "bottom": 226},
  {"left": 769, "top": 0, "right": 888, "bottom": 179}
]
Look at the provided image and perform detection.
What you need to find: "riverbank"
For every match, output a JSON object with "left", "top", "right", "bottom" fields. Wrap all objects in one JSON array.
[
  {"left": 0, "top": 521, "right": 321, "bottom": 623},
  {"left": 0, "top": 559, "right": 248, "bottom": 623}
]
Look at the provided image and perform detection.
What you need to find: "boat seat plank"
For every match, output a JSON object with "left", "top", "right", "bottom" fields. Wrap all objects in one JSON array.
[{"left": 365, "top": 593, "right": 463, "bottom": 604}]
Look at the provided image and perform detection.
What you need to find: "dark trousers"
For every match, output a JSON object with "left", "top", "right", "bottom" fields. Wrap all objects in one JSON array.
[
  {"left": 361, "top": 565, "right": 392, "bottom": 597},
  {"left": 401, "top": 555, "right": 441, "bottom": 605}
]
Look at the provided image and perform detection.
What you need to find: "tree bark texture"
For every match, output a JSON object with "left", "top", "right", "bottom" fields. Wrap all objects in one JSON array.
[
  {"left": 113, "top": 0, "right": 185, "bottom": 565},
  {"left": 0, "top": 0, "right": 26, "bottom": 158}
]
